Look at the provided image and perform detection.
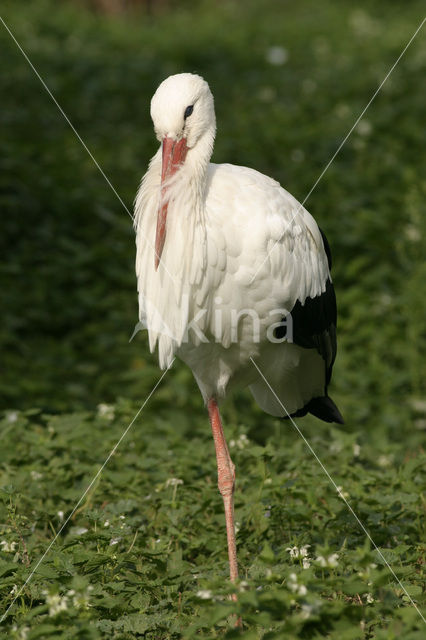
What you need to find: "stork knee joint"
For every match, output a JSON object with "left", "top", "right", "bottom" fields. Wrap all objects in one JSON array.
[{"left": 217, "top": 462, "right": 235, "bottom": 497}]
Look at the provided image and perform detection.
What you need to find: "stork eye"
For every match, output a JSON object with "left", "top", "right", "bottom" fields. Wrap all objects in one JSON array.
[{"left": 184, "top": 105, "right": 194, "bottom": 120}]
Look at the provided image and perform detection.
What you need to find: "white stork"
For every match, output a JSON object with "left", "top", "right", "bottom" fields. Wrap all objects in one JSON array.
[{"left": 134, "top": 73, "right": 343, "bottom": 586}]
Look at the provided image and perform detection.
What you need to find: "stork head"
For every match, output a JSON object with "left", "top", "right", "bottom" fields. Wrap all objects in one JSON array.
[{"left": 150, "top": 73, "right": 216, "bottom": 269}]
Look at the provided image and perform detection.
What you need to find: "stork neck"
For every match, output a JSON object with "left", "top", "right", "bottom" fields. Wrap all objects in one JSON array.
[
  {"left": 185, "top": 125, "right": 215, "bottom": 202},
  {"left": 158, "top": 126, "right": 215, "bottom": 286}
]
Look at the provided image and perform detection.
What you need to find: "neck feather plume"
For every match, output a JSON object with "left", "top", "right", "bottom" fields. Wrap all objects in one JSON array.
[{"left": 134, "top": 126, "right": 215, "bottom": 367}]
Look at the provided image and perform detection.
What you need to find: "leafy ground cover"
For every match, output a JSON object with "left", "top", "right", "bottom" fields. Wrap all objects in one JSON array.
[{"left": 0, "top": 0, "right": 425, "bottom": 637}]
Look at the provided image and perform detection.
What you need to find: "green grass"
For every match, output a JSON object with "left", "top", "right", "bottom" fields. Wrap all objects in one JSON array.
[{"left": 0, "top": 0, "right": 425, "bottom": 637}]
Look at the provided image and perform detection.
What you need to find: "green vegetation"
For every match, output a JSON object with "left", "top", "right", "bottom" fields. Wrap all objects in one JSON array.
[{"left": 0, "top": 0, "right": 425, "bottom": 637}]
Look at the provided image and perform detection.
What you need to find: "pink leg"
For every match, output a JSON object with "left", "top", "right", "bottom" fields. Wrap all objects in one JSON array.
[{"left": 207, "top": 398, "right": 238, "bottom": 584}]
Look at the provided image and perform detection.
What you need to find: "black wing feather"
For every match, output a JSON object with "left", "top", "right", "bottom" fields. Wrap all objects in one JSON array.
[
  {"left": 290, "top": 277, "right": 337, "bottom": 384},
  {"left": 274, "top": 226, "right": 343, "bottom": 423},
  {"left": 274, "top": 226, "right": 337, "bottom": 384}
]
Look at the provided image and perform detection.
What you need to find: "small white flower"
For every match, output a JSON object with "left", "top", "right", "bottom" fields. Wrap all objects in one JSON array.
[
  {"left": 328, "top": 553, "right": 339, "bottom": 567},
  {"left": 365, "top": 593, "right": 374, "bottom": 603},
  {"left": 379, "top": 293, "right": 392, "bottom": 308},
  {"left": 302, "top": 557, "right": 311, "bottom": 569},
  {"left": 316, "top": 553, "right": 339, "bottom": 568},
  {"left": 350, "top": 10, "right": 380, "bottom": 37},
  {"left": 239, "top": 434, "right": 249, "bottom": 448},
  {"left": 353, "top": 443, "right": 361, "bottom": 457},
  {"left": 103, "top": 520, "right": 110, "bottom": 527},
  {"left": 30, "top": 470, "right": 43, "bottom": 480},
  {"left": 336, "top": 486, "right": 349, "bottom": 500},
  {"left": 286, "top": 544, "right": 311, "bottom": 560},
  {"left": 335, "top": 103, "right": 351, "bottom": 118},
  {"left": 70, "top": 588, "right": 91, "bottom": 609},
  {"left": 57, "top": 511, "right": 64, "bottom": 521},
  {"left": 358, "top": 562, "right": 377, "bottom": 579},
  {"left": 119, "top": 514, "right": 125, "bottom": 520},
  {"left": 1, "top": 540, "right": 17, "bottom": 552},
  {"left": 235, "top": 521, "right": 241, "bottom": 535},
  {"left": 288, "top": 573, "right": 298, "bottom": 591},
  {"left": 97, "top": 403, "right": 115, "bottom": 420},
  {"left": 74, "top": 527, "right": 88, "bottom": 536},
  {"left": 10, "top": 584, "right": 18, "bottom": 595},
  {"left": 356, "top": 119, "right": 372, "bottom": 136},
  {"left": 288, "top": 572, "right": 307, "bottom": 596},
  {"left": 410, "top": 398, "right": 426, "bottom": 413},
  {"left": 110, "top": 537, "right": 120, "bottom": 546},
  {"left": 404, "top": 225, "right": 421, "bottom": 242},
  {"left": 165, "top": 477, "right": 183, "bottom": 488},
  {"left": 197, "top": 589, "right": 213, "bottom": 600},
  {"left": 301, "top": 603, "right": 314, "bottom": 619},
  {"left": 45, "top": 593, "right": 68, "bottom": 616},
  {"left": 265, "top": 46, "right": 288, "bottom": 66},
  {"left": 378, "top": 454, "right": 392, "bottom": 467},
  {"left": 6, "top": 411, "right": 19, "bottom": 423},
  {"left": 12, "top": 625, "right": 29, "bottom": 640},
  {"left": 232, "top": 434, "right": 249, "bottom": 449}
]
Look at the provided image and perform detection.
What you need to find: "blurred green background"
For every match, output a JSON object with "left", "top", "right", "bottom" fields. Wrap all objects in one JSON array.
[{"left": 0, "top": 1, "right": 425, "bottom": 637}]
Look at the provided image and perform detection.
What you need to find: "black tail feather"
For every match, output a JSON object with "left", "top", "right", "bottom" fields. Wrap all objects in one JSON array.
[
  {"left": 286, "top": 395, "right": 344, "bottom": 424},
  {"left": 306, "top": 395, "right": 344, "bottom": 424}
]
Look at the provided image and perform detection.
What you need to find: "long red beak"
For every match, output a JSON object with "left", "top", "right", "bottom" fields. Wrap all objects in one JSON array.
[{"left": 155, "top": 136, "right": 188, "bottom": 270}]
